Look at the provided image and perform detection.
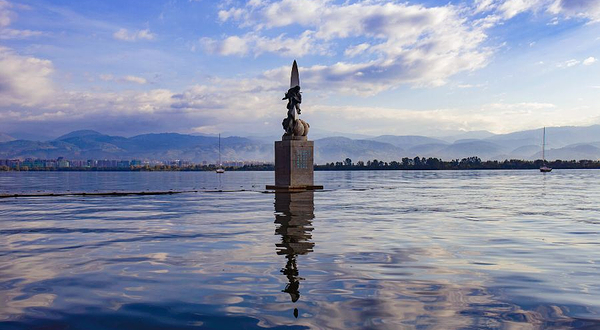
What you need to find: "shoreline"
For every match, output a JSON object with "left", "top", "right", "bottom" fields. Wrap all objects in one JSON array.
[{"left": 2, "top": 167, "right": 600, "bottom": 172}]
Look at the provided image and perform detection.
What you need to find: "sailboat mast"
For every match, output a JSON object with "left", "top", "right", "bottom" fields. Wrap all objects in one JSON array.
[
  {"left": 542, "top": 127, "right": 546, "bottom": 163},
  {"left": 218, "top": 134, "right": 221, "bottom": 166}
]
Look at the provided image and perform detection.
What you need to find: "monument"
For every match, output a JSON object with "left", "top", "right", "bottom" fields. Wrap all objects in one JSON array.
[{"left": 266, "top": 60, "right": 323, "bottom": 191}]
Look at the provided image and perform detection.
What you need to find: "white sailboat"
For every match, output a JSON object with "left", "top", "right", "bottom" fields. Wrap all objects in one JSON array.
[
  {"left": 540, "top": 127, "right": 552, "bottom": 173},
  {"left": 216, "top": 134, "right": 225, "bottom": 173}
]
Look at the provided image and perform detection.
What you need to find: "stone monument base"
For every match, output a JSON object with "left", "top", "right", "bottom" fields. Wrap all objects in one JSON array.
[{"left": 265, "top": 136, "right": 323, "bottom": 191}]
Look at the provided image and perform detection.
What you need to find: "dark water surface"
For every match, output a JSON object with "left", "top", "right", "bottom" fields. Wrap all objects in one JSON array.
[{"left": 1, "top": 170, "right": 599, "bottom": 329}]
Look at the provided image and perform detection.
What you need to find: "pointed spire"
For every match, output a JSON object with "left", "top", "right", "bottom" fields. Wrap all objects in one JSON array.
[{"left": 290, "top": 60, "right": 300, "bottom": 88}]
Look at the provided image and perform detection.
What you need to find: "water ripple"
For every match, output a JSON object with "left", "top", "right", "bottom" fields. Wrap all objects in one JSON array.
[{"left": 0, "top": 170, "right": 599, "bottom": 329}]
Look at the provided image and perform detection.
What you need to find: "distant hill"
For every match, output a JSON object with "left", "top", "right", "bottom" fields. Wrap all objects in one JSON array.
[
  {"left": 0, "top": 132, "right": 15, "bottom": 143},
  {"left": 505, "top": 145, "right": 540, "bottom": 159},
  {"left": 370, "top": 135, "right": 446, "bottom": 149},
  {"left": 436, "top": 140, "right": 506, "bottom": 160},
  {"left": 532, "top": 144, "right": 600, "bottom": 161},
  {"left": 1, "top": 124, "right": 600, "bottom": 163},
  {"left": 407, "top": 143, "right": 447, "bottom": 156},
  {"left": 56, "top": 130, "right": 105, "bottom": 140},
  {"left": 0, "top": 131, "right": 270, "bottom": 163},
  {"left": 440, "top": 130, "right": 496, "bottom": 143},
  {"left": 315, "top": 137, "right": 403, "bottom": 163},
  {"left": 486, "top": 125, "right": 600, "bottom": 149},
  {"left": 6, "top": 132, "right": 55, "bottom": 141}
]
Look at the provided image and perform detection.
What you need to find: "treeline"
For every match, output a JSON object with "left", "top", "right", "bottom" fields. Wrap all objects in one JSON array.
[
  {"left": 315, "top": 157, "right": 600, "bottom": 170},
  {"left": 3, "top": 157, "right": 600, "bottom": 172}
]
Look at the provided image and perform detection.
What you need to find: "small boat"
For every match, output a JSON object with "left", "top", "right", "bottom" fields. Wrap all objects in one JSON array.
[
  {"left": 216, "top": 133, "right": 225, "bottom": 174},
  {"left": 540, "top": 127, "right": 552, "bottom": 173}
]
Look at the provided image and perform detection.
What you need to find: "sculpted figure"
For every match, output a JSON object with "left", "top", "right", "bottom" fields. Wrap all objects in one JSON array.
[
  {"left": 282, "top": 61, "right": 309, "bottom": 137},
  {"left": 282, "top": 86, "right": 302, "bottom": 135}
]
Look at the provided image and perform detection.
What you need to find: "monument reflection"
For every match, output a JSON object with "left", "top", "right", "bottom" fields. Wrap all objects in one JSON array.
[{"left": 274, "top": 191, "right": 315, "bottom": 316}]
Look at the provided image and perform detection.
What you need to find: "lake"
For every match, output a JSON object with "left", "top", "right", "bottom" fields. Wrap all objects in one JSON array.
[{"left": 1, "top": 170, "right": 599, "bottom": 329}]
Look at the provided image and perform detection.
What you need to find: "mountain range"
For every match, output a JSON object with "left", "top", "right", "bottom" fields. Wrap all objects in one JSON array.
[{"left": 1, "top": 125, "right": 600, "bottom": 164}]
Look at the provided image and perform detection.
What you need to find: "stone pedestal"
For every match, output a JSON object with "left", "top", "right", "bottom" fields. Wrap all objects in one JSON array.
[{"left": 266, "top": 136, "right": 323, "bottom": 191}]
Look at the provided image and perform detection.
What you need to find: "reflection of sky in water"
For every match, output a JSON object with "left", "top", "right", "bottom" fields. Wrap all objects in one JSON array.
[{"left": 0, "top": 170, "right": 599, "bottom": 329}]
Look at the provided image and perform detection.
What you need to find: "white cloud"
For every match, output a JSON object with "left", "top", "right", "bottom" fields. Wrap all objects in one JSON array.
[
  {"left": 201, "top": 31, "right": 323, "bottom": 57},
  {"left": 0, "top": 0, "right": 44, "bottom": 39},
  {"left": 303, "top": 101, "right": 593, "bottom": 136},
  {"left": 218, "top": 7, "right": 244, "bottom": 21},
  {"left": 0, "top": 47, "right": 596, "bottom": 138},
  {"left": 472, "top": 0, "right": 600, "bottom": 23},
  {"left": 0, "top": 28, "right": 43, "bottom": 39},
  {"left": 344, "top": 43, "right": 370, "bottom": 57},
  {"left": 456, "top": 83, "right": 486, "bottom": 89},
  {"left": 113, "top": 28, "right": 155, "bottom": 41},
  {"left": 0, "top": 47, "right": 55, "bottom": 107},
  {"left": 121, "top": 75, "right": 147, "bottom": 84},
  {"left": 557, "top": 59, "right": 580, "bottom": 68},
  {"left": 2, "top": 0, "right": 598, "bottom": 137},
  {"left": 211, "top": 1, "right": 492, "bottom": 91},
  {"left": 219, "top": 0, "right": 326, "bottom": 29},
  {"left": 556, "top": 57, "right": 596, "bottom": 68},
  {"left": 474, "top": 0, "right": 498, "bottom": 13},
  {"left": 99, "top": 74, "right": 147, "bottom": 84},
  {"left": 549, "top": 0, "right": 600, "bottom": 21},
  {"left": 486, "top": 102, "right": 556, "bottom": 112},
  {"left": 0, "top": 0, "right": 13, "bottom": 27},
  {"left": 201, "top": 35, "right": 249, "bottom": 56},
  {"left": 498, "top": 0, "right": 544, "bottom": 19},
  {"left": 583, "top": 56, "right": 597, "bottom": 66}
]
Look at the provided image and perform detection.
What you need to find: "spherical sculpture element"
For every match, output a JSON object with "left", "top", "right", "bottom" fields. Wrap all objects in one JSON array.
[
  {"left": 293, "top": 119, "right": 305, "bottom": 136},
  {"left": 300, "top": 119, "right": 309, "bottom": 136}
]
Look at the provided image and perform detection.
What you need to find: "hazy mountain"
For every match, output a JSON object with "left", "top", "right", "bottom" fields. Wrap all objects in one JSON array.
[
  {"left": 233, "top": 127, "right": 375, "bottom": 143},
  {"left": 56, "top": 130, "right": 105, "bottom": 140},
  {"left": 0, "top": 133, "right": 15, "bottom": 143},
  {"left": 1, "top": 125, "right": 600, "bottom": 163},
  {"left": 370, "top": 135, "right": 446, "bottom": 149},
  {"left": 315, "top": 137, "right": 403, "bottom": 163},
  {"left": 486, "top": 125, "right": 600, "bottom": 149},
  {"left": 309, "top": 128, "right": 375, "bottom": 140},
  {"left": 7, "top": 132, "right": 56, "bottom": 141},
  {"left": 506, "top": 145, "right": 541, "bottom": 159},
  {"left": 0, "top": 131, "right": 269, "bottom": 163},
  {"left": 436, "top": 141, "right": 506, "bottom": 160},
  {"left": 0, "top": 140, "right": 80, "bottom": 159},
  {"left": 407, "top": 143, "right": 447, "bottom": 157},
  {"left": 440, "top": 130, "right": 496, "bottom": 143},
  {"left": 532, "top": 144, "right": 600, "bottom": 161}
]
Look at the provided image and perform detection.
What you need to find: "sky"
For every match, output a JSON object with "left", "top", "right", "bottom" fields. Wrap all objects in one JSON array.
[{"left": 0, "top": 0, "right": 599, "bottom": 138}]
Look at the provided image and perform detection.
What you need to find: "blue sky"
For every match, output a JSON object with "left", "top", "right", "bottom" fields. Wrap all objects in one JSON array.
[{"left": 0, "top": 0, "right": 599, "bottom": 138}]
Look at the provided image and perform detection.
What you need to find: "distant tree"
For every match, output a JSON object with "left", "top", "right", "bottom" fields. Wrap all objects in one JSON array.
[{"left": 413, "top": 156, "right": 421, "bottom": 166}]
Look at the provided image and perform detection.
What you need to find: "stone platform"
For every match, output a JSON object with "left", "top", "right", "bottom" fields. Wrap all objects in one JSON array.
[
  {"left": 265, "top": 185, "right": 324, "bottom": 191},
  {"left": 265, "top": 136, "right": 323, "bottom": 191}
]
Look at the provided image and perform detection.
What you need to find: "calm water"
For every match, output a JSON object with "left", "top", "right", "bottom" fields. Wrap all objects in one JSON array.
[{"left": 1, "top": 170, "right": 599, "bottom": 329}]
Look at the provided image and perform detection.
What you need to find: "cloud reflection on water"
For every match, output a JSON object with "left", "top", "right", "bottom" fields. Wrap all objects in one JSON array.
[{"left": 1, "top": 171, "right": 600, "bottom": 328}]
